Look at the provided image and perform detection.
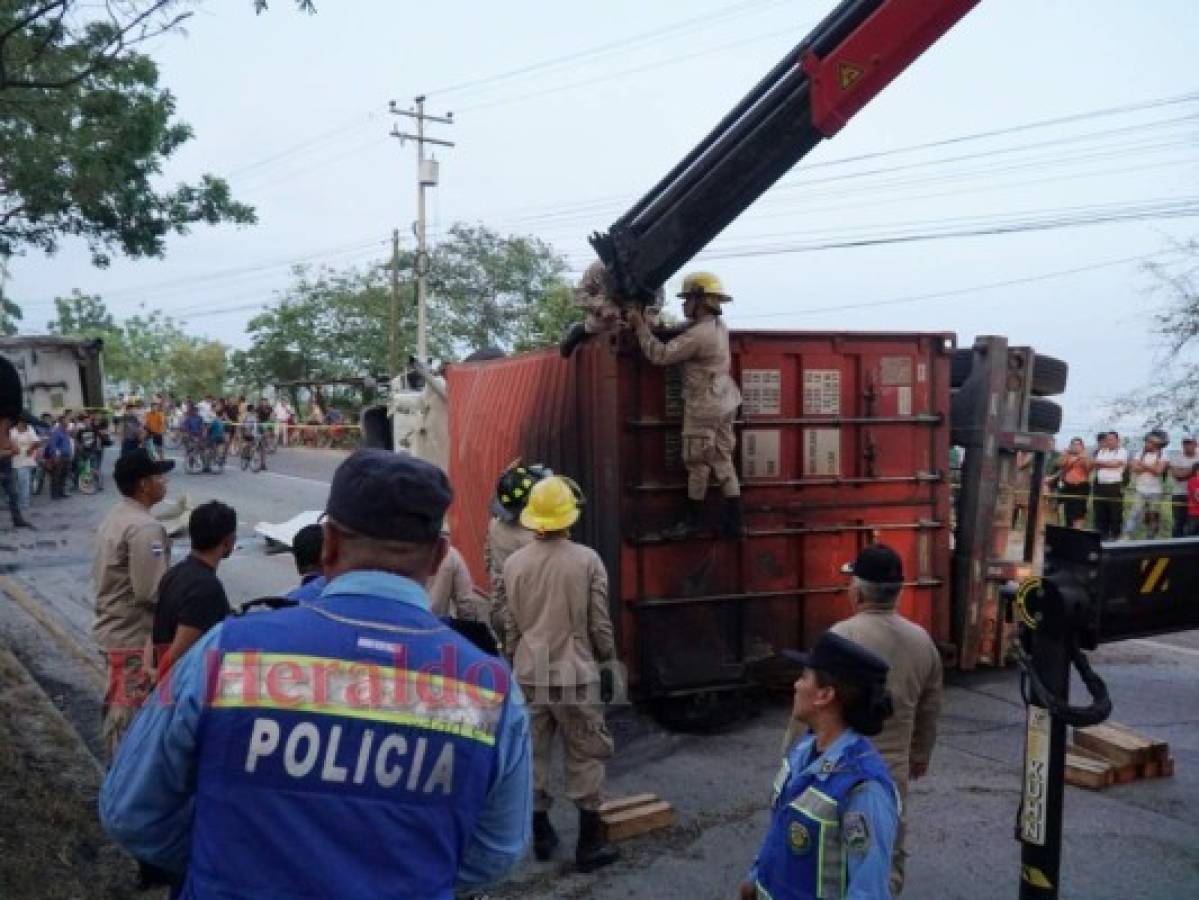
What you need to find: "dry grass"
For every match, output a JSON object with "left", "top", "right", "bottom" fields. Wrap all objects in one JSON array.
[{"left": 0, "top": 646, "right": 144, "bottom": 899}]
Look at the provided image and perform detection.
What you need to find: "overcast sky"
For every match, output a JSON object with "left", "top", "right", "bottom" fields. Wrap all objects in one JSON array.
[{"left": 8, "top": 0, "right": 1199, "bottom": 438}]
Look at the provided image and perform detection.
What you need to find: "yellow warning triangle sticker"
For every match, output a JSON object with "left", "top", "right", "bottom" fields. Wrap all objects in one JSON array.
[{"left": 838, "top": 62, "right": 864, "bottom": 90}]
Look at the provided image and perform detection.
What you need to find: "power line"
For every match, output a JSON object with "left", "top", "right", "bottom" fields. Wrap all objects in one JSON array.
[
  {"left": 425, "top": 0, "right": 787, "bottom": 99},
  {"left": 732, "top": 251, "right": 1176, "bottom": 322}
]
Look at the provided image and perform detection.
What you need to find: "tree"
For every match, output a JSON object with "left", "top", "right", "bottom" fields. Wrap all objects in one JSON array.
[
  {"left": 513, "top": 279, "right": 582, "bottom": 352},
  {"left": 163, "top": 338, "right": 228, "bottom": 398},
  {"left": 430, "top": 223, "right": 572, "bottom": 352},
  {"left": 1113, "top": 239, "right": 1199, "bottom": 427}
]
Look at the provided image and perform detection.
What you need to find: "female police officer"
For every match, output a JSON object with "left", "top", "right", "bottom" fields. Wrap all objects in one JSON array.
[{"left": 741, "top": 632, "right": 899, "bottom": 900}]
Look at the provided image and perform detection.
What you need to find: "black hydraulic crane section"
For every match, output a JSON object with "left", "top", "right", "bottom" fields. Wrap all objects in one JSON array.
[
  {"left": 1012, "top": 526, "right": 1199, "bottom": 899},
  {"left": 588, "top": 0, "right": 981, "bottom": 303}
]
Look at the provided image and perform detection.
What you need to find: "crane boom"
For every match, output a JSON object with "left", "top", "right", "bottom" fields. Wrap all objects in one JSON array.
[{"left": 589, "top": 0, "right": 981, "bottom": 302}]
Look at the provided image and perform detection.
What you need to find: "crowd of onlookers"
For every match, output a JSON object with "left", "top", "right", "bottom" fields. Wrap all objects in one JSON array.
[
  {"left": 1046, "top": 429, "right": 1199, "bottom": 539},
  {"left": 0, "top": 391, "right": 358, "bottom": 523}
]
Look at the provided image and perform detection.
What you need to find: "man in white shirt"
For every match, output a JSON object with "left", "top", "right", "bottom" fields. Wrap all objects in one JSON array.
[
  {"left": 1092, "top": 431, "right": 1127, "bottom": 540},
  {"left": 273, "top": 399, "right": 291, "bottom": 446},
  {"left": 1168, "top": 435, "right": 1198, "bottom": 538},
  {"left": 1122, "top": 430, "right": 1169, "bottom": 540},
  {"left": 10, "top": 419, "right": 42, "bottom": 510}
]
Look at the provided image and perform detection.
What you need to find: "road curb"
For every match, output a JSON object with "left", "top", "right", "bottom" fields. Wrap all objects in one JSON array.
[{"left": 0, "top": 573, "right": 105, "bottom": 691}]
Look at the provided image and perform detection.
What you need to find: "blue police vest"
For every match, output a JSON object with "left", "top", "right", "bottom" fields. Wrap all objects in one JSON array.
[
  {"left": 181, "top": 590, "right": 510, "bottom": 899},
  {"left": 755, "top": 733, "right": 895, "bottom": 900}
]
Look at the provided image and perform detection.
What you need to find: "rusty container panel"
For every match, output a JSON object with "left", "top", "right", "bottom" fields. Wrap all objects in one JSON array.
[{"left": 447, "top": 329, "right": 953, "bottom": 699}]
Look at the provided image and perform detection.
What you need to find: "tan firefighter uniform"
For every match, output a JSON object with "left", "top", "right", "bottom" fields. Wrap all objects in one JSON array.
[
  {"left": 427, "top": 544, "right": 477, "bottom": 619},
  {"left": 633, "top": 315, "right": 742, "bottom": 500},
  {"left": 485, "top": 516, "right": 535, "bottom": 641},
  {"left": 503, "top": 536, "right": 616, "bottom": 812},
  {"left": 783, "top": 608, "right": 943, "bottom": 894},
  {"left": 93, "top": 497, "right": 172, "bottom": 761}
]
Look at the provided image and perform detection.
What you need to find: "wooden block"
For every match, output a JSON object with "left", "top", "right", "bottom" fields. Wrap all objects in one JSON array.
[
  {"left": 599, "top": 793, "right": 659, "bottom": 816},
  {"left": 1140, "top": 760, "right": 1161, "bottom": 779},
  {"left": 1102, "top": 722, "right": 1170, "bottom": 762},
  {"left": 1160, "top": 758, "right": 1175, "bottom": 778},
  {"left": 1112, "top": 764, "right": 1139, "bottom": 784},
  {"left": 601, "top": 800, "right": 674, "bottom": 842},
  {"left": 1065, "top": 752, "right": 1113, "bottom": 790},
  {"left": 1067, "top": 744, "right": 1112, "bottom": 765},
  {"left": 1073, "top": 725, "right": 1150, "bottom": 766}
]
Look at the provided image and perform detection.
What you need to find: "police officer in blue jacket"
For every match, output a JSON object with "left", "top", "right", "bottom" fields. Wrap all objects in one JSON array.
[
  {"left": 101, "top": 449, "right": 532, "bottom": 898},
  {"left": 742, "top": 632, "right": 900, "bottom": 900}
]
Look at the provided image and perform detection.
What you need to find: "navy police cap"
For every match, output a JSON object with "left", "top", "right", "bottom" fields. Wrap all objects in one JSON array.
[
  {"left": 784, "top": 632, "right": 889, "bottom": 687},
  {"left": 325, "top": 449, "right": 452, "bottom": 543}
]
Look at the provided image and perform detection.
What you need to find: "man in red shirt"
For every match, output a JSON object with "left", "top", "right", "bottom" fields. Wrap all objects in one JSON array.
[{"left": 1186, "top": 463, "right": 1199, "bottom": 537}]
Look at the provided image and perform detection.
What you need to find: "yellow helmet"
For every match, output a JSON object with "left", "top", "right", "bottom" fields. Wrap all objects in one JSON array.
[
  {"left": 520, "top": 476, "right": 582, "bottom": 533},
  {"left": 677, "top": 271, "right": 731, "bottom": 303}
]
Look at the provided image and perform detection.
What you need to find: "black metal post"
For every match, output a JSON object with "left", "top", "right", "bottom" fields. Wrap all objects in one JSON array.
[{"left": 1017, "top": 592, "right": 1070, "bottom": 899}]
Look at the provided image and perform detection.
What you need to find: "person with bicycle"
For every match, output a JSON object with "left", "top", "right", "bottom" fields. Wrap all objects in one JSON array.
[
  {"left": 205, "top": 415, "right": 227, "bottom": 473},
  {"left": 44, "top": 416, "right": 75, "bottom": 499},
  {"left": 238, "top": 408, "right": 268, "bottom": 472},
  {"left": 76, "top": 413, "right": 106, "bottom": 493}
]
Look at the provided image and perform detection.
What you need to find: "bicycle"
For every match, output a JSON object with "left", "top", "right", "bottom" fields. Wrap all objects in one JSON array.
[
  {"left": 240, "top": 431, "right": 268, "bottom": 472},
  {"left": 76, "top": 452, "right": 102, "bottom": 494},
  {"left": 184, "top": 435, "right": 206, "bottom": 474}
]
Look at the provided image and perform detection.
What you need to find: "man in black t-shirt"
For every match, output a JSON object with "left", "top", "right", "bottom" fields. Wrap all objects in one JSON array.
[{"left": 152, "top": 500, "right": 237, "bottom": 674}]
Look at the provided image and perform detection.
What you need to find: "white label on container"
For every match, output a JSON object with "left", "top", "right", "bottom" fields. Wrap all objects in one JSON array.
[
  {"left": 898, "top": 386, "right": 912, "bottom": 417},
  {"left": 1020, "top": 706, "right": 1050, "bottom": 846},
  {"left": 741, "top": 369, "right": 781, "bottom": 416},
  {"left": 880, "top": 356, "right": 913, "bottom": 386},
  {"left": 742, "top": 429, "right": 781, "bottom": 479},
  {"left": 803, "top": 428, "right": 840, "bottom": 476},
  {"left": 803, "top": 370, "right": 841, "bottom": 415}
]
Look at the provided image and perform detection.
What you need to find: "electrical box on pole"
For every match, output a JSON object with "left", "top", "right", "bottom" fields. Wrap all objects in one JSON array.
[{"left": 419, "top": 158, "right": 439, "bottom": 187}]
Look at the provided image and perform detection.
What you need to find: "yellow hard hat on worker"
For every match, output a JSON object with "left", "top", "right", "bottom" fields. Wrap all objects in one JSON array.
[
  {"left": 520, "top": 475, "right": 582, "bottom": 533},
  {"left": 677, "top": 271, "right": 732, "bottom": 306}
]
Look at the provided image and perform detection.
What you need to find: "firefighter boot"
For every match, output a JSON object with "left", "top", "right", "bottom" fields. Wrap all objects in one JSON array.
[
  {"left": 575, "top": 808, "right": 619, "bottom": 873},
  {"left": 721, "top": 496, "right": 746, "bottom": 540},
  {"left": 662, "top": 499, "right": 701, "bottom": 540},
  {"left": 533, "top": 811, "right": 559, "bottom": 861},
  {"left": 559, "top": 323, "right": 589, "bottom": 358}
]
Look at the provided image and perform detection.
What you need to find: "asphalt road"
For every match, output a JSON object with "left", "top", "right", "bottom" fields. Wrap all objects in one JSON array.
[{"left": 1, "top": 447, "right": 1197, "bottom": 899}]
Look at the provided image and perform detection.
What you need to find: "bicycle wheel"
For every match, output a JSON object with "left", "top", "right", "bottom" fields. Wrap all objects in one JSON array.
[
  {"left": 78, "top": 468, "right": 97, "bottom": 495},
  {"left": 213, "top": 446, "right": 227, "bottom": 473},
  {"left": 31, "top": 465, "right": 45, "bottom": 496},
  {"left": 187, "top": 448, "right": 203, "bottom": 474},
  {"left": 240, "top": 443, "right": 253, "bottom": 471},
  {"left": 250, "top": 445, "right": 264, "bottom": 473},
  {"left": 265, "top": 429, "right": 279, "bottom": 454}
]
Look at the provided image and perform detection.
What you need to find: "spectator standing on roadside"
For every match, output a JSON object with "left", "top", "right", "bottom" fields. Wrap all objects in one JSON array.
[
  {"left": 76, "top": 413, "right": 106, "bottom": 491},
  {"left": 151, "top": 501, "right": 236, "bottom": 676},
  {"left": 44, "top": 416, "right": 75, "bottom": 499},
  {"left": 9, "top": 418, "right": 41, "bottom": 512},
  {"left": 285, "top": 523, "right": 326, "bottom": 602},
  {"left": 143, "top": 401, "right": 166, "bottom": 456},
  {"left": 120, "top": 406, "right": 144, "bottom": 457},
  {"left": 1122, "top": 430, "right": 1169, "bottom": 539},
  {"left": 1186, "top": 463, "right": 1199, "bottom": 537},
  {"left": 0, "top": 424, "right": 34, "bottom": 528},
  {"left": 273, "top": 397, "right": 292, "bottom": 446},
  {"left": 1049, "top": 437, "right": 1093, "bottom": 529},
  {"left": 1168, "top": 435, "right": 1199, "bottom": 538},
  {"left": 1092, "top": 431, "right": 1127, "bottom": 540}
]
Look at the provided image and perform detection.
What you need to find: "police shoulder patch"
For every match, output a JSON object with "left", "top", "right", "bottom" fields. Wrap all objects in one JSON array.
[
  {"left": 787, "top": 820, "right": 812, "bottom": 855},
  {"left": 843, "top": 811, "right": 870, "bottom": 854}
]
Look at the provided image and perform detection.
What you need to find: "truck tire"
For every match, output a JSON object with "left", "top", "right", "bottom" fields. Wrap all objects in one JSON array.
[
  {"left": 650, "top": 691, "right": 749, "bottom": 733},
  {"left": 1031, "top": 354, "right": 1068, "bottom": 396},
  {"left": 1028, "top": 397, "right": 1062, "bottom": 434},
  {"left": 950, "top": 349, "right": 974, "bottom": 388}
]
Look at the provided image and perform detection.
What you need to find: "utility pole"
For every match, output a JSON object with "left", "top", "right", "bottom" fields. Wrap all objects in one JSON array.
[
  {"left": 388, "top": 95, "right": 454, "bottom": 366},
  {"left": 389, "top": 228, "right": 400, "bottom": 379}
]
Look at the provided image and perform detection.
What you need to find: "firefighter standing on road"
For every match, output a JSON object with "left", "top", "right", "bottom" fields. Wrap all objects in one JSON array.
[
  {"left": 485, "top": 461, "right": 551, "bottom": 651},
  {"left": 782, "top": 544, "right": 943, "bottom": 895},
  {"left": 627, "top": 271, "right": 744, "bottom": 539},
  {"left": 92, "top": 448, "right": 175, "bottom": 761},
  {"left": 503, "top": 475, "right": 621, "bottom": 873}
]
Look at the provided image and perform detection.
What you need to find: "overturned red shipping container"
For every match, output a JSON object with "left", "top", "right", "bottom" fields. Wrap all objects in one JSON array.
[{"left": 446, "top": 329, "right": 954, "bottom": 700}]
